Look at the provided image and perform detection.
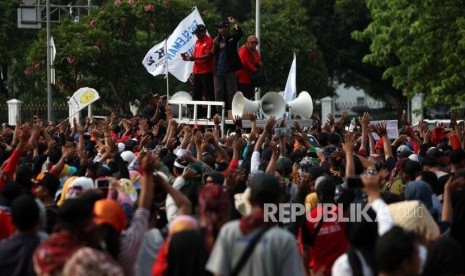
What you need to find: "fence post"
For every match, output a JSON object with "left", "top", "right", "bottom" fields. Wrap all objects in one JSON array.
[
  {"left": 320, "top": 97, "right": 333, "bottom": 126},
  {"left": 68, "top": 99, "right": 80, "bottom": 125},
  {"left": 411, "top": 93, "right": 424, "bottom": 125},
  {"left": 7, "top": 99, "right": 23, "bottom": 126}
]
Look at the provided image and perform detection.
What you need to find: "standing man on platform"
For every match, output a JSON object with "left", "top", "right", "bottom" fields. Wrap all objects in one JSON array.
[
  {"left": 237, "top": 35, "right": 261, "bottom": 99},
  {"left": 182, "top": 24, "right": 215, "bottom": 118},
  {"left": 212, "top": 17, "right": 243, "bottom": 114}
]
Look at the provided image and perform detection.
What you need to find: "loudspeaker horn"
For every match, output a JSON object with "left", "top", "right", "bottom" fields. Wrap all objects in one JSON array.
[
  {"left": 169, "top": 91, "right": 192, "bottom": 117},
  {"left": 232, "top": 91, "right": 260, "bottom": 118},
  {"left": 287, "top": 91, "right": 313, "bottom": 119},
  {"left": 260, "top": 92, "right": 287, "bottom": 119}
]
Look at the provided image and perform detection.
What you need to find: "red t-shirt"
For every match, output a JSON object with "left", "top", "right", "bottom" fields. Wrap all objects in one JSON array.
[
  {"left": 305, "top": 206, "right": 349, "bottom": 276},
  {"left": 193, "top": 36, "right": 214, "bottom": 74}
]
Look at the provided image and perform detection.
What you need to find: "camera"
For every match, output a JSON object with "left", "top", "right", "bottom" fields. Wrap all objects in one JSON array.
[{"left": 275, "top": 127, "right": 290, "bottom": 137}]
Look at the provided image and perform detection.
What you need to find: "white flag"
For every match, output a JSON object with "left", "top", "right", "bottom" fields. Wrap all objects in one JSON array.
[
  {"left": 142, "top": 39, "right": 167, "bottom": 76},
  {"left": 142, "top": 7, "right": 206, "bottom": 82},
  {"left": 50, "top": 36, "right": 56, "bottom": 64},
  {"left": 283, "top": 53, "right": 297, "bottom": 102},
  {"left": 69, "top": 87, "right": 100, "bottom": 112}
]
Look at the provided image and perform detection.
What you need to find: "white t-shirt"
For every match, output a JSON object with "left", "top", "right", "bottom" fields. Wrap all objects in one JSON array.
[{"left": 206, "top": 220, "right": 305, "bottom": 276}]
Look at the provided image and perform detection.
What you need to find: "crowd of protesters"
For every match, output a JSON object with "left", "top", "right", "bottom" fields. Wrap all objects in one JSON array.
[{"left": 0, "top": 95, "right": 465, "bottom": 276}]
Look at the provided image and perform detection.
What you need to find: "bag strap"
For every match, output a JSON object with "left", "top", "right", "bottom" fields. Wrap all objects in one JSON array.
[
  {"left": 310, "top": 213, "right": 325, "bottom": 246},
  {"left": 230, "top": 226, "right": 271, "bottom": 276}
]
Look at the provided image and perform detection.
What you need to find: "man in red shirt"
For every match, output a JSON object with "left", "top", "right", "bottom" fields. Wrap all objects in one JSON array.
[
  {"left": 182, "top": 24, "right": 214, "bottom": 118},
  {"left": 237, "top": 35, "right": 262, "bottom": 99},
  {"left": 303, "top": 176, "right": 349, "bottom": 276}
]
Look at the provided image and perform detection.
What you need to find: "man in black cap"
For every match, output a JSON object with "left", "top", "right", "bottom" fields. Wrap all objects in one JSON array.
[
  {"left": 211, "top": 16, "right": 243, "bottom": 114},
  {"left": 182, "top": 24, "right": 215, "bottom": 118}
]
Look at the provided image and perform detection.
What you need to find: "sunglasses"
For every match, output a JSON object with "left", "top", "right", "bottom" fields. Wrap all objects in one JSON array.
[{"left": 250, "top": 41, "right": 258, "bottom": 44}]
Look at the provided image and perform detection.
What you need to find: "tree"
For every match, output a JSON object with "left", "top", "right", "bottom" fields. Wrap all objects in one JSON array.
[
  {"left": 0, "top": 0, "right": 38, "bottom": 101},
  {"left": 353, "top": 0, "right": 465, "bottom": 106},
  {"left": 24, "top": 0, "right": 219, "bottom": 116}
]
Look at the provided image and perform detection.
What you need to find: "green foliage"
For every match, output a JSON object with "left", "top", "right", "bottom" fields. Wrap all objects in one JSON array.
[
  {"left": 24, "top": 0, "right": 218, "bottom": 116},
  {"left": 0, "top": 0, "right": 38, "bottom": 100},
  {"left": 355, "top": 0, "right": 465, "bottom": 107}
]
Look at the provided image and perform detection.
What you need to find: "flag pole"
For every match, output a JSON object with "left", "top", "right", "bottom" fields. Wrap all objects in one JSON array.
[{"left": 165, "top": 39, "right": 169, "bottom": 99}]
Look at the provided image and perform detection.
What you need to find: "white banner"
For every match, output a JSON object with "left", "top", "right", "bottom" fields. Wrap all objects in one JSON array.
[
  {"left": 142, "top": 39, "right": 167, "bottom": 76},
  {"left": 142, "top": 7, "right": 205, "bottom": 82},
  {"left": 70, "top": 87, "right": 100, "bottom": 112},
  {"left": 370, "top": 120, "right": 399, "bottom": 140}
]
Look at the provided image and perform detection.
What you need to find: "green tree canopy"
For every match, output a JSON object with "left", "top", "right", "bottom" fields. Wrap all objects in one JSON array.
[
  {"left": 24, "top": 0, "right": 219, "bottom": 116},
  {"left": 353, "top": 0, "right": 465, "bottom": 106}
]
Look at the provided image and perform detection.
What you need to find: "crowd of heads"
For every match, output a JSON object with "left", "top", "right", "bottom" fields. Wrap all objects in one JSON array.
[{"left": 0, "top": 106, "right": 464, "bottom": 275}]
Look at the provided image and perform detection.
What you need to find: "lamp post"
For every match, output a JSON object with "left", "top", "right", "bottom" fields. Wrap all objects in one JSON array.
[
  {"left": 46, "top": 0, "right": 52, "bottom": 122},
  {"left": 254, "top": 0, "right": 261, "bottom": 103}
]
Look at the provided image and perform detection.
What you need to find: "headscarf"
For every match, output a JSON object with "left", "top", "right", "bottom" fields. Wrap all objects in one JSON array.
[
  {"left": 404, "top": 181, "right": 433, "bottom": 213},
  {"left": 305, "top": 193, "right": 318, "bottom": 209},
  {"left": 198, "top": 186, "right": 230, "bottom": 251},
  {"left": 33, "top": 231, "right": 82, "bottom": 275}
]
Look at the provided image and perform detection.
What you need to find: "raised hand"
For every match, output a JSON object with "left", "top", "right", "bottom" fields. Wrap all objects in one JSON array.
[
  {"left": 182, "top": 167, "right": 200, "bottom": 180},
  {"left": 264, "top": 116, "right": 276, "bottom": 134},
  {"left": 247, "top": 112, "right": 257, "bottom": 122},
  {"left": 233, "top": 115, "right": 242, "bottom": 130},
  {"left": 342, "top": 132, "right": 356, "bottom": 154},
  {"left": 372, "top": 122, "right": 388, "bottom": 136},
  {"left": 358, "top": 112, "right": 371, "bottom": 127},
  {"left": 213, "top": 114, "right": 221, "bottom": 126}
]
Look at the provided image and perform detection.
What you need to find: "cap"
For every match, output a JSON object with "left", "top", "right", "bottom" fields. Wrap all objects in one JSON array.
[
  {"left": 174, "top": 158, "right": 188, "bottom": 169},
  {"left": 192, "top": 24, "right": 207, "bottom": 34},
  {"left": 120, "top": 150, "right": 136, "bottom": 165},
  {"left": 250, "top": 173, "right": 280, "bottom": 205},
  {"left": 215, "top": 20, "right": 230, "bottom": 28},
  {"left": 397, "top": 145, "right": 413, "bottom": 158},
  {"left": 37, "top": 173, "right": 60, "bottom": 197},
  {"left": 93, "top": 199, "right": 127, "bottom": 234},
  {"left": 426, "top": 147, "right": 444, "bottom": 159}
]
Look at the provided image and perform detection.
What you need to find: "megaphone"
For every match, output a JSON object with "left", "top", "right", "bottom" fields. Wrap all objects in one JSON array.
[
  {"left": 232, "top": 91, "right": 260, "bottom": 118},
  {"left": 287, "top": 91, "right": 313, "bottom": 119},
  {"left": 260, "top": 92, "right": 287, "bottom": 119},
  {"left": 169, "top": 91, "right": 192, "bottom": 118}
]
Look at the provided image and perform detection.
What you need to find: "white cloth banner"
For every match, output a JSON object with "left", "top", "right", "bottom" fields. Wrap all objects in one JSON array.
[
  {"left": 142, "top": 39, "right": 167, "bottom": 77},
  {"left": 283, "top": 53, "right": 297, "bottom": 102},
  {"left": 370, "top": 120, "right": 399, "bottom": 140},
  {"left": 69, "top": 87, "right": 100, "bottom": 112},
  {"left": 142, "top": 7, "right": 206, "bottom": 82}
]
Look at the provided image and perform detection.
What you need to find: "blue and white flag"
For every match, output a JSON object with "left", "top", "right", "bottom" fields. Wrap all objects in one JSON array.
[{"left": 142, "top": 7, "right": 206, "bottom": 82}]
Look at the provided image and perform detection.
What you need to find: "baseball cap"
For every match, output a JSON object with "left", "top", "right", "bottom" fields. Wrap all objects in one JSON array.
[
  {"left": 397, "top": 145, "right": 413, "bottom": 158},
  {"left": 192, "top": 24, "right": 207, "bottom": 34},
  {"left": 426, "top": 147, "right": 444, "bottom": 158},
  {"left": 215, "top": 20, "right": 230, "bottom": 28},
  {"left": 93, "top": 199, "right": 127, "bottom": 234}
]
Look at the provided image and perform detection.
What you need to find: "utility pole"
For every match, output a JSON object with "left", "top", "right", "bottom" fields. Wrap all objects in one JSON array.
[{"left": 46, "top": 0, "right": 52, "bottom": 122}]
